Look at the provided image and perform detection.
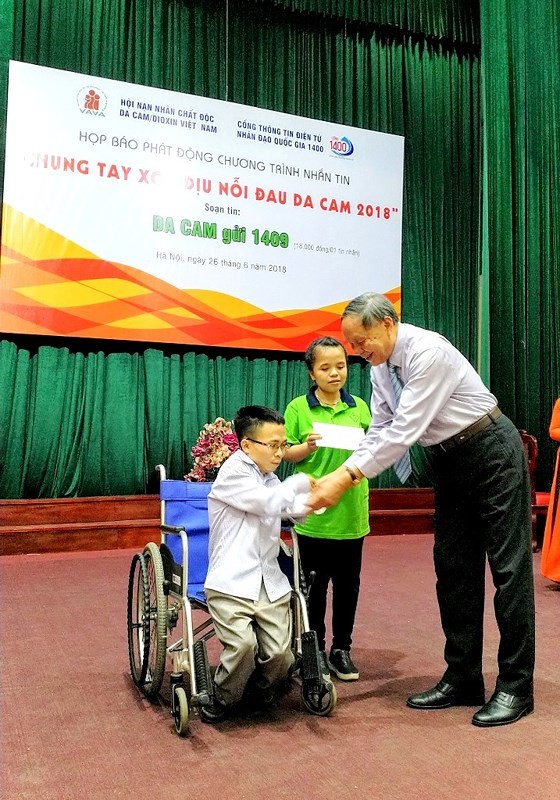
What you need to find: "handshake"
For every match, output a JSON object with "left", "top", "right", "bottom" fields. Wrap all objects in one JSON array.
[{"left": 291, "top": 466, "right": 358, "bottom": 517}]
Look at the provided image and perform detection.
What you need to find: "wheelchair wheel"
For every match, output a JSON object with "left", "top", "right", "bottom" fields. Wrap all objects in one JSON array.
[
  {"left": 173, "top": 686, "right": 190, "bottom": 736},
  {"left": 301, "top": 679, "right": 337, "bottom": 717},
  {"left": 127, "top": 552, "right": 150, "bottom": 687},
  {"left": 142, "top": 542, "right": 168, "bottom": 697}
]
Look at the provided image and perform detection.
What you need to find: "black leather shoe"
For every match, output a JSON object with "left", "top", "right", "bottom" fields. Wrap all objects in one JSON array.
[
  {"left": 472, "top": 691, "right": 534, "bottom": 727},
  {"left": 407, "top": 680, "right": 485, "bottom": 709}
]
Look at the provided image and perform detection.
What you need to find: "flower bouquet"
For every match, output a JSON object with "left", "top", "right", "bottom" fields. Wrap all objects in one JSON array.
[{"left": 184, "top": 417, "right": 239, "bottom": 482}]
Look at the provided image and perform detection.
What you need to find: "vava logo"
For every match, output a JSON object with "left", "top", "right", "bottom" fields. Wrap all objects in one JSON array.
[
  {"left": 330, "top": 136, "right": 354, "bottom": 156},
  {"left": 77, "top": 86, "right": 107, "bottom": 116}
]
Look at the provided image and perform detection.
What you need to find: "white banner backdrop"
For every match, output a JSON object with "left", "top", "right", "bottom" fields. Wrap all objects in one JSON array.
[{"left": 0, "top": 61, "right": 404, "bottom": 351}]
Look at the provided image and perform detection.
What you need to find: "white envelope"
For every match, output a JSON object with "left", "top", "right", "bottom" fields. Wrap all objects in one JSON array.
[{"left": 312, "top": 422, "right": 365, "bottom": 450}]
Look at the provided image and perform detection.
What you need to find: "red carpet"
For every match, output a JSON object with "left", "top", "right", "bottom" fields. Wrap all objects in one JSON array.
[{"left": 1, "top": 535, "right": 558, "bottom": 800}]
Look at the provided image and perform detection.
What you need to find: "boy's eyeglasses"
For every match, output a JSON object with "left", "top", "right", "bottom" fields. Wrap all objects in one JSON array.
[{"left": 245, "top": 438, "right": 293, "bottom": 453}]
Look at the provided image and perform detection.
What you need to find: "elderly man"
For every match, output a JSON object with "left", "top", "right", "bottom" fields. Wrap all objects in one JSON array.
[{"left": 308, "top": 292, "right": 535, "bottom": 727}]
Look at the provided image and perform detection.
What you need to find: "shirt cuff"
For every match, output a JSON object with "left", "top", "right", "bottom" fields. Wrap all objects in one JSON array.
[
  {"left": 281, "top": 472, "right": 312, "bottom": 501},
  {"left": 345, "top": 455, "right": 380, "bottom": 480}
]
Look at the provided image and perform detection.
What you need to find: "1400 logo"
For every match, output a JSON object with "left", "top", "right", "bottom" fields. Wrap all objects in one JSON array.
[{"left": 330, "top": 136, "right": 354, "bottom": 156}]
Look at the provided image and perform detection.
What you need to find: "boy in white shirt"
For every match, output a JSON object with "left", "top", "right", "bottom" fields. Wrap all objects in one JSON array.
[{"left": 202, "top": 405, "right": 312, "bottom": 723}]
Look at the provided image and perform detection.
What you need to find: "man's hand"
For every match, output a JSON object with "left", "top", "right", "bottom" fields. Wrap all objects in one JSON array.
[{"left": 307, "top": 467, "right": 353, "bottom": 510}]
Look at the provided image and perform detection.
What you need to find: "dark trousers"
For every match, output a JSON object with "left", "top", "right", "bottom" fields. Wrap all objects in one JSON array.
[
  {"left": 430, "top": 414, "right": 535, "bottom": 696},
  {"left": 297, "top": 534, "right": 364, "bottom": 652}
]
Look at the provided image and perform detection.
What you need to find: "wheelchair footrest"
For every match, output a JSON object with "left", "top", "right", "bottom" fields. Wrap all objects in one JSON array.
[{"left": 300, "top": 630, "right": 321, "bottom": 682}]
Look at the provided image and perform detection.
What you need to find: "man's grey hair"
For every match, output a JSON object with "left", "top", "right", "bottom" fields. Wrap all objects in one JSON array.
[{"left": 342, "top": 292, "right": 399, "bottom": 327}]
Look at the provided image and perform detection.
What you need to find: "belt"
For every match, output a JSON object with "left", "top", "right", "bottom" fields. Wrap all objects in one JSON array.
[{"left": 432, "top": 407, "right": 503, "bottom": 453}]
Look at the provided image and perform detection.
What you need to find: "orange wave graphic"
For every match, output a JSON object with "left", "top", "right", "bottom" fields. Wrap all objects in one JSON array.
[{"left": 0, "top": 206, "right": 401, "bottom": 351}]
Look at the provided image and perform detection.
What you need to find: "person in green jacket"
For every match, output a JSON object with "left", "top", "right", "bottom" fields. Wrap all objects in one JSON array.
[{"left": 284, "top": 337, "right": 371, "bottom": 681}]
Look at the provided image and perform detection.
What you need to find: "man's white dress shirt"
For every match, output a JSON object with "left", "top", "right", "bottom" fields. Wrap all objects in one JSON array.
[{"left": 348, "top": 322, "right": 498, "bottom": 479}]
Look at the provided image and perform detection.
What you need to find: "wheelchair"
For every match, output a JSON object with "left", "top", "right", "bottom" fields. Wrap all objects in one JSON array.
[{"left": 127, "top": 465, "right": 337, "bottom": 735}]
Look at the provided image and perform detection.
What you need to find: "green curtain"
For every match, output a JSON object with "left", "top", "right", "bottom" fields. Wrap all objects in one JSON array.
[
  {"left": 480, "top": 0, "right": 560, "bottom": 487},
  {"left": 0, "top": 341, "right": 147, "bottom": 496},
  {"left": 0, "top": 338, "right": 373, "bottom": 496},
  {"left": 249, "top": 0, "right": 479, "bottom": 45},
  {"left": 0, "top": 0, "right": 482, "bottom": 497}
]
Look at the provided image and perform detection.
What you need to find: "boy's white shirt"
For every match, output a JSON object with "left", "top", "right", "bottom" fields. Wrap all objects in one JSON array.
[{"left": 205, "top": 449, "right": 310, "bottom": 601}]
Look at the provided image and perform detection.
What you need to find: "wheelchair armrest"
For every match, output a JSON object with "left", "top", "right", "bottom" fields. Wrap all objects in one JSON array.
[{"left": 161, "top": 524, "right": 185, "bottom": 534}]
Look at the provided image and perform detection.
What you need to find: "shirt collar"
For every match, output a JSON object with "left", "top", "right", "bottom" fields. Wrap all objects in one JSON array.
[
  {"left": 387, "top": 322, "right": 405, "bottom": 369},
  {"left": 238, "top": 449, "right": 254, "bottom": 466},
  {"left": 236, "top": 447, "right": 275, "bottom": 478},
  {"left": 306, "top": 387, "right": 356, "bottom": 408}
]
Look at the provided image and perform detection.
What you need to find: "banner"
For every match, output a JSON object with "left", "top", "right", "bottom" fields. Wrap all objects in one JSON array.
[{"left": 0, "top": 61, "right": 404, "bottom": 351}]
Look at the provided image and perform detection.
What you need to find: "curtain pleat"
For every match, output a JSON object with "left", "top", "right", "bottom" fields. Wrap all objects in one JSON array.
[{"left": 0, "top": 341, "right": 30, "bottom": 497}]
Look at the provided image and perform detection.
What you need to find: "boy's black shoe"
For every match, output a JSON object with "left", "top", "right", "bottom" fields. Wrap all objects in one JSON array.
[
  {"left": 244, "top": 685, "right": 277, "bottom": 713},
  {"left": 240, "top": 676, "right": 278, "bottom": 713},
  {"left": 276, "top": 674, "right": 294, "bottom": 697},
  {"left": 257, "top": 686, "right": 277, "bottom": 708},
  {"left": 200, "top": 693, "right": 228, "bottom": 723},
  {"left": 328, "top": 648, "right": 359, "bottom": 681}
]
